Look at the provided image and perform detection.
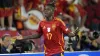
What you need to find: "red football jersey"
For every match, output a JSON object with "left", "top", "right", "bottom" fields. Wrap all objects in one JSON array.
[{"left": 37, "top": 17, "right": 71, "bottom": 55}]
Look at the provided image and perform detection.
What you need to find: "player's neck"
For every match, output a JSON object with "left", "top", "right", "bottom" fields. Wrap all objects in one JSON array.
[{"left": 46, "top": 16, "right": 53, "bottom": 21}]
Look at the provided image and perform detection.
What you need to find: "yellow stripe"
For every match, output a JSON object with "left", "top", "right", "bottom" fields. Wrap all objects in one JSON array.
[
  {"left": 55, "top": 17, "right": 66, "bottom": 26},
  {"left": 59, "top": 37, "right": 64, "bottom": 52},
  {"left": 44, "top": 45, "right": 46, "bottom": 54},
  {"left": 59, "top": 41, "right": 61, "bottom": 45},
  {"left": 62, "top": 34, "right": 64, "bottom": 43},
  {"left": 60, "top": 46, "right": 64, "bottom": 52}
]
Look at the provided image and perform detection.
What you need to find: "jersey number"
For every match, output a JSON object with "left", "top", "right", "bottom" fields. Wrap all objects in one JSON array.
[
  {"left": 47, "top": 27, "right": 52, "bottom": 40},
  {"left": 47, "top": 33, "right": 52, "bottom": 40}
]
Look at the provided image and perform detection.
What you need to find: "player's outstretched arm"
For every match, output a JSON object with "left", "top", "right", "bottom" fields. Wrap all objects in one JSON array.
[
  {"left": 16, "top": 33, "right": 42, "bottom": 40},
  {"left": 24, "top": 33, "right": 42, "bottom": 39},
  {"left": 67, "top": 32, "right": 75, "bottom": 37}
]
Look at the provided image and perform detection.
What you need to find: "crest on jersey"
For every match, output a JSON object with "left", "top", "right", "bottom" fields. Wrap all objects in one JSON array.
[{"left": 43, "top": 26, "right": 46, "bottom": 29}]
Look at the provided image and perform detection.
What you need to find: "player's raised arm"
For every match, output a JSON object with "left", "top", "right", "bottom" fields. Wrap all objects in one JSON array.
[
  {"left": 17, "top": 21, "right": 43, "bottom": 40},
  {"left": 16, "top": 33, "right": 42, "bottom": 40},
  {"left": 24, "top": 33, "right": 42, "bottom": 39}
]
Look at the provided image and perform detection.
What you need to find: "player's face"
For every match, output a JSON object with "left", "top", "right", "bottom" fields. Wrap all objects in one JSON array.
[{"left": 44, "top": 6, "right": 54, "bottom": 20}]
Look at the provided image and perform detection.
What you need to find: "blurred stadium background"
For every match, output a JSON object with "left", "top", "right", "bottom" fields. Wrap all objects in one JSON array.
[{"left": 0, "top": 0, "right": 100, "bottom": 56}]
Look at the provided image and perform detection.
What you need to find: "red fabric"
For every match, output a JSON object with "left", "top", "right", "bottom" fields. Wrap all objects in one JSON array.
[
  {"left": 44, "top": 0, "right": 50, "bottom": 7},
  {"left": 37, "top": 17, "right": 71, "bottom": 55},
  {"left": 85, "top": 5, "right": 95, "bottom": 25},
  {"left": 32, "top": 0, "right": 40, "bottom": 9},
  {"left": 82, "top": 0, "right": 88, "bottom": 3},
  {"left": 95, "top": 1, "right": 100, "bottom": 23},
  {"left": 85, "top": 3, "right": 100, "bottom": 25},
  {"left": 0, "top": 8, "right": 5, "bottom": 17},
  {"left": 0, "top": 31, "right": 18, "bottom": 38},
  {"left": 5, "top": 8, "right": 13, "bottom": 17},
  {"left": 75, "top": 4, "right": 87, "bottom": 18},
  {"left": 96, "top": 1, "right": 100, "bottom": 16},
  {"left": 54, "top": 0, "right": 68, "bottom": 17},
  {"left": 92, "top": 18, "right": 99, "bottom": 24},
  {"left": 54, "top": 7, "right": 63, "bottom": 17},
  {"left": 24, "top": 0, "right": 40, "bottom": 10},
  {"left": 0, "top": 8, "right": 13, "bottom": 17},
  {"left": 54, "top": 0, "right": 75, "bottom": 18}
]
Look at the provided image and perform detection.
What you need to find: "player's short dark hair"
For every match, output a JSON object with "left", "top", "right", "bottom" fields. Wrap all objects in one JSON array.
[{"left": 46, "top": 4, "right": 55, "bottom": 12}]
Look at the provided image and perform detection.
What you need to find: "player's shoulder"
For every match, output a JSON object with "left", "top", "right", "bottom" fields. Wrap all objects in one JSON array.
[
  {"left": 39, "top": 19, "right": 46, "bottom": 25},
  {"left": 54, "top": 17, "right": 64, "bottom": 23},
  {"left": 40, "top": 19, "right": 46, "bottom": 22},
  {"left": 54, "top": 17, "right": 66, "bottom": 26},
  {"left": 54, "top": 17, "right": 62, "bottom": 21}
]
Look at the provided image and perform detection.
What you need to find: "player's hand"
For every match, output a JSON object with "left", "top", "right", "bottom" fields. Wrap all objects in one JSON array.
[{"left": 68, "top": 32, "right": 75, "bottom": 37}]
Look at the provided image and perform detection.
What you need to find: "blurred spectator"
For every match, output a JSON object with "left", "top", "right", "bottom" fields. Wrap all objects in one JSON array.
[
  {"left": 0, "top": 38, "right": 2, "bottom": 53},
  {"left": 54, "top": 0, "right": 74, "bottom": 31},
  {"left": 1, "top": 34, "right": 13, "bottom": 53},
  {"left": 74, "top": 0, "right": 89, "bottom": 31},
  {"left": 24, "top": 0, "right": 40, "bottom": 11},
  {"left": 38, "top": 0, "right": 45, "bottom": 12},
  {"left": 0, "top": 0, "right": 16, "bottom": 31},
  {"left": 65, "top": 31, "right": 100, "bottom": 51},
  {"left": 14, "top": 0, "right": 24, "bottom": 30},
  {"left": 64, "top": 0, "right": 77, "bottom": 31},
  {"left": 80, "top": 36, "right": 99, "bottom": 51},
  {"left": 0, "top": 38, "right": 2, "bottom": 44},
  {"left": 85, "top": 0, "right": 100, "bottom": 31},
  {"left": 0, "top": 0, "right": 100, "bottom": 53},
  {"left": 78, "top": 31, "right": 100, "bottom": 51},
  {"left": 10, "top": 39, "right": 36, "bottom": 53}
]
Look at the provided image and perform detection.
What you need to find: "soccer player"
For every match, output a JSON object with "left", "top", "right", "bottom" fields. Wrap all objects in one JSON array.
[
  {"left": 17, "top": 4, "right": 75, "bottom": 56},
  {"left": 75, "top": 0, "right": 89, "bottom": 31}
]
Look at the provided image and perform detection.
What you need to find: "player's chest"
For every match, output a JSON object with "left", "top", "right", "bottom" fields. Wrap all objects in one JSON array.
[{"left": 41, "top": 22, "right": 59, "bottom": 32}]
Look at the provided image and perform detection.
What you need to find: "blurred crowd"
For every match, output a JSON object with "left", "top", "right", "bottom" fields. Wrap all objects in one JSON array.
[
  {"left": 0, "top": 34, "right": 42, "bottom": 53},
  {"left": 0, "top": 0, "right": 99, "bottom": 31},
  {"left": 0, "top": 0, "right": 100, "bottom": 54}
]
